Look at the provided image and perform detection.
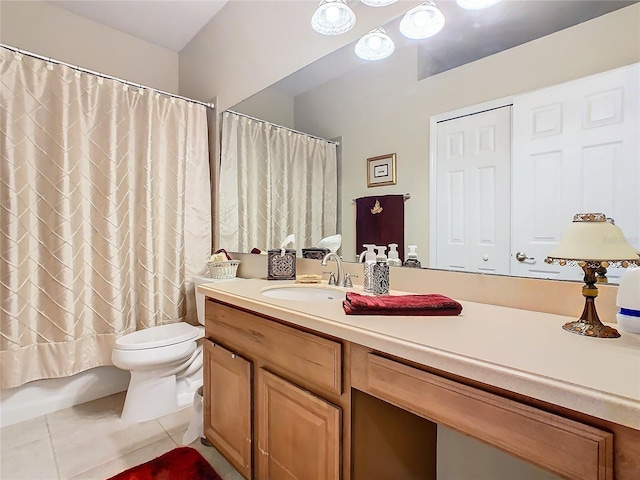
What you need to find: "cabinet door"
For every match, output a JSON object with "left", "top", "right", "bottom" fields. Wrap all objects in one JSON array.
[
  {"left": 257, "top": 369, "right": 340, "bottom": 480},
  {"left": 203, "top": 339, "right": 252, "bottom": 479}
]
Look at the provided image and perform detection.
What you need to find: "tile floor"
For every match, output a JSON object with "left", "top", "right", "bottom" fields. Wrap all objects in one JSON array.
[{"left": 0, "top": 392, "right": 243, "bottom": 480}]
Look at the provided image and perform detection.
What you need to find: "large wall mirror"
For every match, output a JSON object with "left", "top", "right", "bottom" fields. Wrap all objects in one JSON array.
[{"left": 224, "top": 0, "right": 639, "bottom": 283}]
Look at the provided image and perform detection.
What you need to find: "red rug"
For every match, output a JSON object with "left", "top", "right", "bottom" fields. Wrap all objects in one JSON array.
[{"left": 107, "top": 446, "right": 222, "bottom": 480}]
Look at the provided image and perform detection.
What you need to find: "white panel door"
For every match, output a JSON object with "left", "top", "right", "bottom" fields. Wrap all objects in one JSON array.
[
  {"left": 435, "top": 106, "right": 512, "bottom": 274},
  {"left": 511, "top": 63, "right": 640, "bottom": 281}
]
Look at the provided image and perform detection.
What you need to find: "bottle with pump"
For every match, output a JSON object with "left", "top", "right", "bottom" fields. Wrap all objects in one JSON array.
[
  {"left": 387, "top": 243, "right": 402, "bottom": 267},
  {"left": 360, "top": 244, "right": 377, "bottom": 293},
  {"left": 403, "top": 245, "right": 421, "bottom": 268},
  {"left": 373, "top": 246, "right": 390, "bottom": 295}
]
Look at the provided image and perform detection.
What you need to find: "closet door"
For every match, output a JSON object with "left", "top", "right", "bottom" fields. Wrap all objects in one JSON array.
[
  {"left": 511, "top": 63, "right": 640, "bottom": 281},
  {"left": 434, "top": 106, "right": 512, "bottom": 274}
]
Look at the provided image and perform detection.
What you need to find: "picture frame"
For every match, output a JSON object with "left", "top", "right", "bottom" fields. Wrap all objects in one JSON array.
[{"left": 367, "top": 153, "right": 396, "bottom": 187}]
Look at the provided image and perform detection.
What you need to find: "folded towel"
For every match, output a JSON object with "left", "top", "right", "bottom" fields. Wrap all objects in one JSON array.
[{"left": 343, "top": 292, "right": 462, "bottom": 316}]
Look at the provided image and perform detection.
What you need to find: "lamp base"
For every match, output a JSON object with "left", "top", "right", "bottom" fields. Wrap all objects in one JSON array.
[
  {"left": 562, "top": 268, "right": 621, "bottom": 338},
  {"left": 562, "top": 320, "right": 620, "bottom": 338}
]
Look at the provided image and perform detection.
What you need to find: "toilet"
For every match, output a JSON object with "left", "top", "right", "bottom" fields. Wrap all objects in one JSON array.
[{"left": 112, "top": 274, "right": 240, "bottom": 422}]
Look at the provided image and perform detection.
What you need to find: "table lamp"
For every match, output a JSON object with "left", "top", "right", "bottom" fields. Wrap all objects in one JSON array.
[{"left": 544, "top": 213, "right": 640, "bottom": 338}]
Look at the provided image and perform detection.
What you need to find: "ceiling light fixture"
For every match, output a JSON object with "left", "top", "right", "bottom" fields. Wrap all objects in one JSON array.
[
  {"left": 361, "top": 0, "right": 399, "bottom": 6},
  {"left": 399, "top": 1, "right": 445, "bottom": 40},
  {"left": 456, "top": 0, "right": 500, "bottom": 10},
  {"left": 311, "top": 0, "right": 357, "bottom": 35},
  {"left": 354, "top": 27, "right": 395, "bottom": 60}
]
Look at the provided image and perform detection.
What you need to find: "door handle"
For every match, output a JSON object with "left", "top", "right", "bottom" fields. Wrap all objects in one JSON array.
[{"left": 515, "top": 251, "right": 535, "bottom": 262}]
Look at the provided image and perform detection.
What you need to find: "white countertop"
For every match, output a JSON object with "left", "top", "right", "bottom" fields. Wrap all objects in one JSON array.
[{"left": 199, "top": 278, "right": 640, "bottom": 430}]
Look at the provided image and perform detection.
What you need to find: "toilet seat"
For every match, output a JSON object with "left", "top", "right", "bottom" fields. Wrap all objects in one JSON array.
[{"left": 115, "top": 322, "right": 202, "bottom": 351}]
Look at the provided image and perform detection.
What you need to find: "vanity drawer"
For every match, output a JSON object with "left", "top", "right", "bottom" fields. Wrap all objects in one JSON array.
[
  {"left": 352, "top": 350, "right": 612, "bottom": 480},
  {"left": 206, "top": 301, "right": 342, "bottom": 396}
]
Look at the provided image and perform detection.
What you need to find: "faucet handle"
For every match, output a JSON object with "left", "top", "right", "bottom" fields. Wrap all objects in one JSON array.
[
  {"left": 344, "top": 273, "right": 358, "bottom": 288},
  {"left": 323, "top": 271, "right": 336, "bottom": 286}
]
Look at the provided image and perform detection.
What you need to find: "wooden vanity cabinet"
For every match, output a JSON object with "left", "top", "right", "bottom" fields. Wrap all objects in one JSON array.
[
  {"left": 203, "top": 340, "right": 252, "bottom": 479},
  {"left": 204, "top": 296, "right": 639, "bottom": 480},
  {"left": 204, "top": 299, "right": 346, "bottom": 480}
]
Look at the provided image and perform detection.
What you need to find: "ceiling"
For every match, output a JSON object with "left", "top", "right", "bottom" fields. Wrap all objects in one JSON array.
[
  {"left": 47, "top": 0, "right": 636, "bottom": 96},
  {"left": 47, "top": 0, "right": 230, "bottom": 52}
]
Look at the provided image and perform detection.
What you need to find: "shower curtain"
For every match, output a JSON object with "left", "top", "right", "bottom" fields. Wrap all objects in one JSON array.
[
  {"left": 218, "top": 111, "right": 338, "bottom": 253},
  {"left": 0, "top": 48, "right": 212, "bottom": 389}
]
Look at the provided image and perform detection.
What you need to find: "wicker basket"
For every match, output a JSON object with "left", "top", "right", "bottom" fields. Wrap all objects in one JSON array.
[{"left": 206, "top": 260, "right": 241, "bottom": 279}]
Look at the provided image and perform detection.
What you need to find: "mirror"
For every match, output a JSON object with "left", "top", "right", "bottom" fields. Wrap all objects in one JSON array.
[{"left": 227, "top": 1, "right": 638, "bottom": 279}]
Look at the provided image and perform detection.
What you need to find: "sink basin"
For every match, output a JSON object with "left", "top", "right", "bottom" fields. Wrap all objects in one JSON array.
[{"left": 261, "top": 285, "right": 342, "bottom": 301}]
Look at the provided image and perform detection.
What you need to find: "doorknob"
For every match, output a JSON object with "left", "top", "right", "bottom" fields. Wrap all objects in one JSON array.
[{"left": 515, "top": 251, "right": 535, "bottom": 262}]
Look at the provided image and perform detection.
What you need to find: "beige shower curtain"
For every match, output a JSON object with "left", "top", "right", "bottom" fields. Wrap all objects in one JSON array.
[
  {"left": 0, "top": 48, "right": 212, "bottom": 389},
  {"left": 219, "top": 111, "right": 338, "bottom": 253}
]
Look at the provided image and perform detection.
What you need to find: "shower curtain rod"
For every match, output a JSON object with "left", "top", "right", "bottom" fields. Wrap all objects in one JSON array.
[
  {"left": 1, "top": 44, "right": 215, "bottom": 110},
  {"left": 352, "top": 193, "right": 411, "bottom": 202},
  {"left": 225, "top": 110, "right": 340, "bottom": 146}
]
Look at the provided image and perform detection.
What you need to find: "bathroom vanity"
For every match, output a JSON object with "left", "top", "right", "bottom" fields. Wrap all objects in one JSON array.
[{"left": 199, "top": 279, "right": 640, "bottom": 480}]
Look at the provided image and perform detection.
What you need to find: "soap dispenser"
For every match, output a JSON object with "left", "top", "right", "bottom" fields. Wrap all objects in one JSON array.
[
  {"left": 387, "top": 243, "right": 402, "bottom": 267},
  {"left": 361, "top": 244, "right": 377, "bottom": 293},
  {"left": 373, "top": 246, "right": 389, "bottom": 295},
  {"left": 403, "top": 245, "right": 421, "bottom": 268}
]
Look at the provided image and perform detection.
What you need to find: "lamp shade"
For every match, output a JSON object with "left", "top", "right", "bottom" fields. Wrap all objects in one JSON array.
[
  {"left": 311, "top": 0, "right": 356, "bottom": 35},
  {"left": 399, "top": 1, "right": 445, "bottom": 40},
  {"left": 545, "top": 213, "right": 640, "bottom": 265},
  {"left": 355, "top": 27, "right": 395, "bottom": 60}
]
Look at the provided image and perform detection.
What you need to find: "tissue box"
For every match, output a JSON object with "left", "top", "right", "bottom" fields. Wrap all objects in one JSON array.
[
  {"left": 301, "top": 248, "right": 329, "bottom": 260},
  {"left": 267, "top": 249, "right": 297, "bottom": 280}
]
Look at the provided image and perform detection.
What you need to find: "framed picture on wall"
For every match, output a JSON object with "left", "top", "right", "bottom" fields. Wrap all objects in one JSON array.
[{"left": 367, "top": 153, "right": 396, "bottom": 187}]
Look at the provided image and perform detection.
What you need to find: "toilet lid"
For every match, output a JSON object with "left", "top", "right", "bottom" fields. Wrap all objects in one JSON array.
[{"left": 115, "top": 322, "right": 201, "bottom": 350}]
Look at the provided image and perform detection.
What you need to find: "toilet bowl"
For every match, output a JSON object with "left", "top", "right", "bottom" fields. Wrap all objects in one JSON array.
[{"left": 112, "top": 274, "right": 241, "bottom": 422}]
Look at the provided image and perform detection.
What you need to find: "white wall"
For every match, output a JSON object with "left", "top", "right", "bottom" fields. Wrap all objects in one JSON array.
[
  {"left": 233, "top": 88, "right": 295, "bottom": 129},
  {"left": 292, "top": 5, "right": 640, "bottom": 262},
  {"left": 0, "top": 0, "right": 179, "bottom": 93}
]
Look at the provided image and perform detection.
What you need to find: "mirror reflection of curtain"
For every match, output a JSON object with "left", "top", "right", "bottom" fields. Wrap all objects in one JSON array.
[
  {"left": 219, "top": 111, "right": 338, "bottom": 252},
  {"left": 0, "top": 47, "right": 211, "bottom": 388}
]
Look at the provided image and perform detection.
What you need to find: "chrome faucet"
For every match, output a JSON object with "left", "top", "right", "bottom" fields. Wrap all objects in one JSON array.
[{"left": 321, "top": 252, "right": 346, "bottom": 287}]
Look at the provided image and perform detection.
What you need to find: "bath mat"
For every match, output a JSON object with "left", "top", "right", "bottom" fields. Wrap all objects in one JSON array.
[{"left": 107, "top": 446, "right": 222, "bottom": 480}]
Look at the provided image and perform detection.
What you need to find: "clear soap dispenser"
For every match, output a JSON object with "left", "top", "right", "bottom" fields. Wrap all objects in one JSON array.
[
  {"left": 373, "top": 246, "right": 389, "bottom": 295},
  {"left": 387, "top": 243, "right": 402, "bottom": 267},
  {"left": 361, "top": 244, "right": 377, "bottom": 293},
  {"left": 403, "top": 245, "right": 421, "bottom": 268}
]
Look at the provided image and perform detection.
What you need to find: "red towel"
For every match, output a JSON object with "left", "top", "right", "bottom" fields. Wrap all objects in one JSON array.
[
  {"left": 343, "top": 292, "right": 462, "bottom": 316},
  {"left": 355, "top": 195, "right": 405, "bottom": 262}
]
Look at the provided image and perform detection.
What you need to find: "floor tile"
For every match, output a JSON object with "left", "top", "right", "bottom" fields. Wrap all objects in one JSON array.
[
  {"left": 222, "top": 470, "right": 246, "bottom": 480},
  {"left": 46, "top": 392, "right": 125, "bottom": 440},
  {"left": 52, "top": 415, "right": 166, "bottom": 479},
  {"left": 0, "top": 415, "right": 49, "bottom": 452},
  {"left": 0, "top": 436, "right": 59, "bottom": 480},
  {"left": 156, "top": 405, "right": 193, "bottom": 436},
  {"left": 1, "top": 393, "right": 242, "bottom": 480},
  {"left": 181, "top": 437, "right": 236, "bottom": 478},
  {"left": 66, "top": 436, "right": 177, "bottom": 480}
]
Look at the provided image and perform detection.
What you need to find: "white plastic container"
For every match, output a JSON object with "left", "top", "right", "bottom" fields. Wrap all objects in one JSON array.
[
  {"left": 616, "top": 267, "right": 640, "bottom": 335},
  {"left": 387, "top": 243, "right": 402, "bottom": 266},
  {"left": 360, "top": 244, "right": 377, "bottom": 293}
]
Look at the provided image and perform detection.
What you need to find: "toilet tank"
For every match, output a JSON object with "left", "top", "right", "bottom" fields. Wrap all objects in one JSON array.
[{"left": 192, "top": 275, "right": 243, "bottom": 325}]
